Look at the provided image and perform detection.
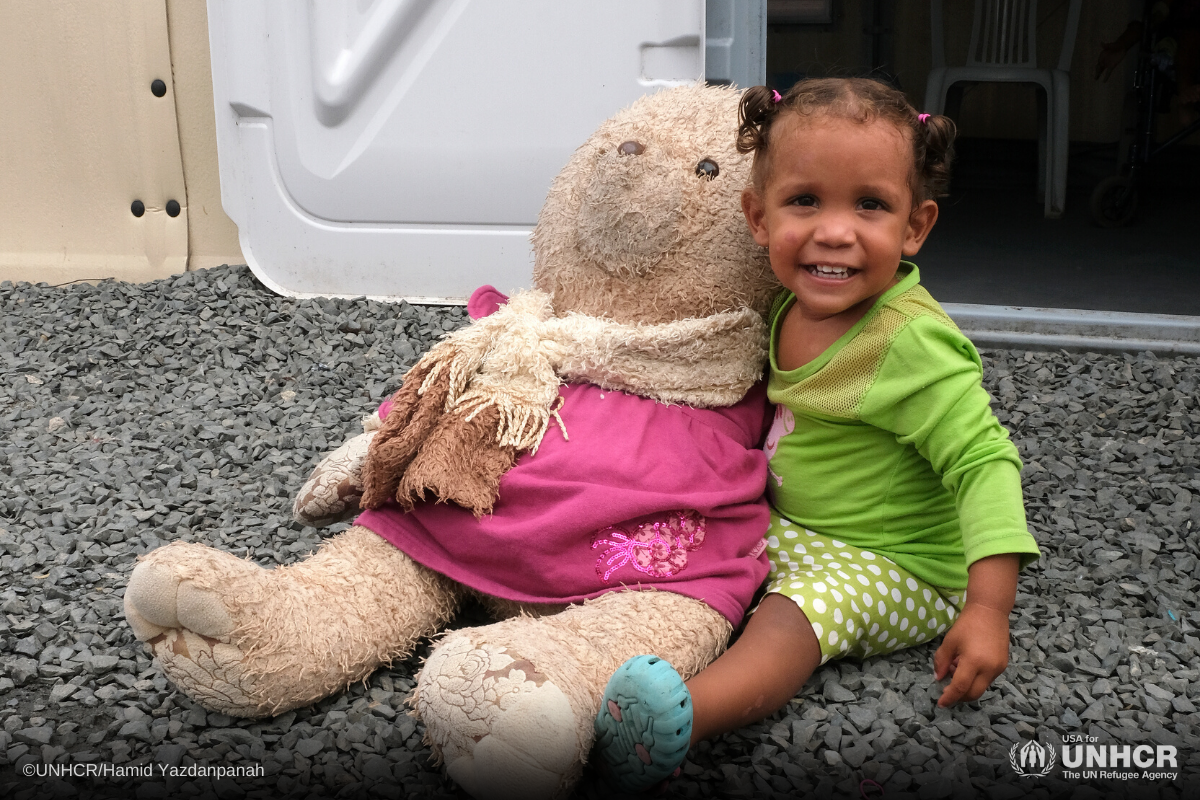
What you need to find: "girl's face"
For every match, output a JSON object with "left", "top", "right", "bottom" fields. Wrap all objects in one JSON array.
[{"left": 741, "top": 115, "right": 939, "bottom": 322}]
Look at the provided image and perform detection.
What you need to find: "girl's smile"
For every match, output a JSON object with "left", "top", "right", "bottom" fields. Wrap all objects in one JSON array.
[{"left": 742, "top": 116, "right": 939, "bottom": 326}]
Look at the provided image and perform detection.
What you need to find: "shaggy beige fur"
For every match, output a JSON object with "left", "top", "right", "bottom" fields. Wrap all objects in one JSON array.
[{"left": 125, "top": 527, "right": 461, "bottom": 717}]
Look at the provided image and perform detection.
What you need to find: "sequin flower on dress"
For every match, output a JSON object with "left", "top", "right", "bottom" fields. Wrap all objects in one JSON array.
[{"left": 591, "top": 510, "right": 706, "bottom": 581}]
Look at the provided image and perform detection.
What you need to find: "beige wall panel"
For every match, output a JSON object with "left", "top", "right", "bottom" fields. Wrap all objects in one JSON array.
[
  {"left": 165, "top": 0, "right": 244, "bottom": 270},
  {"left": 0, "top": 0, "right": 189, "bottom": 284}
]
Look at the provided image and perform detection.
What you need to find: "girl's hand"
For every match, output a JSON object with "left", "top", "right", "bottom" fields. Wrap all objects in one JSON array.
[
  {"left": 932, "top": 603, "right": 1010, "bottom": 707},
  {"left": 932, "top": 553, "right": 1019, "bottom": 707}
]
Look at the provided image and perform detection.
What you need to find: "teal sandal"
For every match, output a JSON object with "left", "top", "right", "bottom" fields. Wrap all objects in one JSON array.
[{"left": 593, "top": 655, "right": 693, "bottom": 793}]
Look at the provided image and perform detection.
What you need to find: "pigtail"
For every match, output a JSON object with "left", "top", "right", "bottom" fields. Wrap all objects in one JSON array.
[
  {"left": 917, "top": 113, "right": 957, "bottom": 199},
  {"left": 737, "top": 86, "right": 781, "bottom": 154}
]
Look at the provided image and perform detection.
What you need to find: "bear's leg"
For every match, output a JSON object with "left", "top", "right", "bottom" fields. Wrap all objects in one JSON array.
[
  {"left": 124, "top": 526, "right": 462, "bottom": 718},
  {"left": 415, "top": 590, "right": 730, "bottom": 800}
]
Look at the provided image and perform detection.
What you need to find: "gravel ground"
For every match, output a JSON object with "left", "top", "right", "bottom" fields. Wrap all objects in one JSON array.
[{"left": 0, "top": 264, "right": 1197, "bottom": 800}]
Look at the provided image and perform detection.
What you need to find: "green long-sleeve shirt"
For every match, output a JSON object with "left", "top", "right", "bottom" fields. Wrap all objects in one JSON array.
[{"left": 766, "top": 264, "right": 1040, "bottom": 589}]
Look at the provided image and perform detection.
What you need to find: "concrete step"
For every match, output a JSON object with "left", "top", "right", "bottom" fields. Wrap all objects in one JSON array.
[{"left": 944, "top": 304, "right": 1200, "bottom": 356}]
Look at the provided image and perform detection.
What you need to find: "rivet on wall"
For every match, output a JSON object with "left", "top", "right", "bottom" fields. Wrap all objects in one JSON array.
[
  {"left": 131, "top": 200, "right": 145, "bottom": 217},
  {"left": 151, "top": 79, "right": 167, "bottom": 98},
  {"left": 166, "top": 200, "right": 181, "bottom": 217}
]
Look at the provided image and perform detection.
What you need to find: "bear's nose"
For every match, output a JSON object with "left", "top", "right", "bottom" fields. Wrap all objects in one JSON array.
[{"left": 617, "top": 140, "right": 645, "bottom": 156}]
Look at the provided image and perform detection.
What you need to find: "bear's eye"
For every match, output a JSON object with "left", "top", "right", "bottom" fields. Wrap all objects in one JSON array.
[
  {"left": 618, "top": 140, "right": 645, "bottom": 156},
  {"left": 695, "top": 159, "right": 719, "bottom": 180}
]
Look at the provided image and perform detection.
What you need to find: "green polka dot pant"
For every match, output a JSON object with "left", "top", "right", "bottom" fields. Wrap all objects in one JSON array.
[{"left": 761, "top": 511, "right": 963, "bottom": 665}]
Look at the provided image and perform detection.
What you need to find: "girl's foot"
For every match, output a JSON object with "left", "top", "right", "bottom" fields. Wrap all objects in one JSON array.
[{"left": 593, "top": 655, "right": 692, "bottom": 793}]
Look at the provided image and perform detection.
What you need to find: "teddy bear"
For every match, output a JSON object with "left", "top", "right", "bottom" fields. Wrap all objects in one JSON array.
[{"left": 122, "top": 83, "right": 780, "bottom": 800}]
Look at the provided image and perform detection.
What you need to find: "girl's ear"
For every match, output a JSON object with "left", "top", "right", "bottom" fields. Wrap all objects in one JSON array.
[
  {"left": 742, "top": 187, "right": 770, "bottom": 248},
  {"left": 902, "top": 199, "right": 939, "bottom": 256}
]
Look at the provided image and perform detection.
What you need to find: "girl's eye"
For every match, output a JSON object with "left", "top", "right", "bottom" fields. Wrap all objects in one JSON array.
[
  {"left": 695, "top": 159, "right": 719, "bottom": 179},
  {"left": 861, "top": 198, "right": 886, "bottom": 211},
  {"left": 791, "top": 195, "right": 817, "bottom": 207}
]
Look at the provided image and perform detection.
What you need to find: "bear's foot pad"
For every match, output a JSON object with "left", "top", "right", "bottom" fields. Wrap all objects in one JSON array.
[{"left": 419, "top": 638, "right": 583, "bottom": 800}]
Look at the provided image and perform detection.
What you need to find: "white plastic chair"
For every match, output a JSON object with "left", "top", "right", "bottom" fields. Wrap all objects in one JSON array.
[{"left": 923, "top": 0, "right": 1082, "bottom": 218}]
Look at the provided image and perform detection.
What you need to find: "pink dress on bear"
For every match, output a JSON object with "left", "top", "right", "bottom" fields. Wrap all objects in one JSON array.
[{"left": 355, "top": 287, "right": 772, "bottom": 624}]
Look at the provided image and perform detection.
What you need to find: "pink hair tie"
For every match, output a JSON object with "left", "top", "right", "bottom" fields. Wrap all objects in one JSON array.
[
  {"left": 771, "top": 90, "right": 782, "bottom": 104},
  {"left": 918, "top": 113, "right": 931, "bottom": 124}
]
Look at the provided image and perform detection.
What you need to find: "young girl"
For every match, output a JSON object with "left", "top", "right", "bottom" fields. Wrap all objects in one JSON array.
[{"left": 592, "top": 78, "right": 1042, "bottom": 791}]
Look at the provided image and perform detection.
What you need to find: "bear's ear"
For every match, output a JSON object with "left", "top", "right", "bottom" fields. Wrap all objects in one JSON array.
[{"left": 467, "top": 286, "right": 509, "bottom": 320}]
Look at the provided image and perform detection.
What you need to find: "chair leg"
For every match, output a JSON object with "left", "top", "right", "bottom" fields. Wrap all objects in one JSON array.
[
  {"left": 923, "top": 69, "right": 946, "bottom": 114},
  {"left": 1048, "top": 73, "right": 1071, "bottom": 219},
  {"left": 1036, "top": 87, "right": 1048, "bottom": 204}
]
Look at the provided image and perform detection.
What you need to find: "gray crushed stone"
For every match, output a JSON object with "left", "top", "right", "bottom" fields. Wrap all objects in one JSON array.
[{"left": 0, "top": 265, "right": 1196, "bottom": 800}]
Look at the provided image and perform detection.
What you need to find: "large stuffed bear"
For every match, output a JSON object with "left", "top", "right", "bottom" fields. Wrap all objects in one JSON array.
[{"left": 123, "top": 84, "right": 779, "bottom": 799}]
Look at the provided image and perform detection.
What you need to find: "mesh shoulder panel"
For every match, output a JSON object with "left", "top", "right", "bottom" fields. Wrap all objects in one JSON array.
[
  {"left": 771, "top": 285, "right": 959, "bottom": 419},
  {"left": 893, "top": 285, "right": 960, "bottom": 332}
]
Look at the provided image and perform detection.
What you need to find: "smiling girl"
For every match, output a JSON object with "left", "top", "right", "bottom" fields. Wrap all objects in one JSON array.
[{"left": 592, "top": 79, "right": 1042, "bottom": 791}]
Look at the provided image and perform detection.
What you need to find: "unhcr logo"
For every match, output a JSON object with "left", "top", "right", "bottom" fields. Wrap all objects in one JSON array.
[
  {"left": 1059, "top": 740, "right": 1179, "bottom": 781},
  {"left": 1008, "top": 739, "right": 1057, "bottom": 777},
  {"left": 1007, "top": 735, "right": 1182, "bottom": 781}
]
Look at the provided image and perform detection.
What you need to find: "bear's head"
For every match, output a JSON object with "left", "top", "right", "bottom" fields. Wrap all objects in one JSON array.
[{"left": 531, "top": 84, "right": 779, "bottom": 324}]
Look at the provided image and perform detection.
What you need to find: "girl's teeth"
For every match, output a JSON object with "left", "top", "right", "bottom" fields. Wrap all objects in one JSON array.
[{"left": 811, "top": 265, "right": 849, "bottom": 278}]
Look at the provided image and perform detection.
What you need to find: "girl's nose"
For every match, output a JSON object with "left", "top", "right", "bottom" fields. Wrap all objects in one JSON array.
[{"left": 812, "top": 211, "right": 856, "bottom": 247}]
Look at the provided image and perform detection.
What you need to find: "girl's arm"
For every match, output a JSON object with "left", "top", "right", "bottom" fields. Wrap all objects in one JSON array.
[
  {"left": 858, "top": 317, "right": 1040, "bottom": 573},
  {"left": 857, "top": 317, "right": 1038, "bottom": 705},
  {"left": 932, "top": 553, "right": 1019, "bottom": 707}
]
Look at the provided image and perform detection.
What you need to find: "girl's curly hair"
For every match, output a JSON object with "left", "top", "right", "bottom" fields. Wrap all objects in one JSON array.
[{"left": 737, "top": 78, "right": 956, "bottom": 206}]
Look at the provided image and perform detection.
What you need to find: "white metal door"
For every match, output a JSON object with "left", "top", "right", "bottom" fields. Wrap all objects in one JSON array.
[{"left": 208, "top": 0, "right": 762, "bottom": 301}]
